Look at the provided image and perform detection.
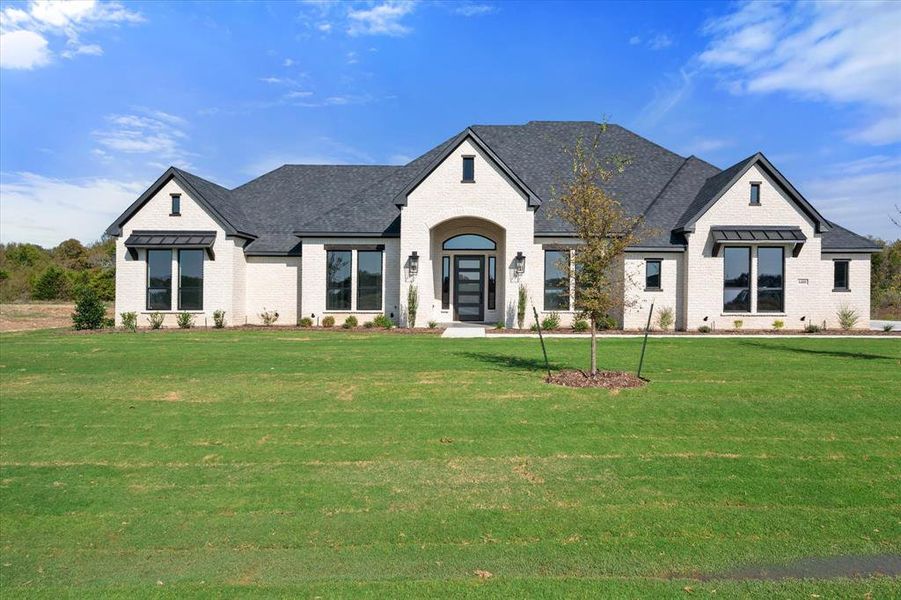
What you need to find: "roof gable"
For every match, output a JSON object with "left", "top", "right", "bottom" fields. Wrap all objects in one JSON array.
[{"left": 675, "top": 153, "right": 831, "bottom": 234}]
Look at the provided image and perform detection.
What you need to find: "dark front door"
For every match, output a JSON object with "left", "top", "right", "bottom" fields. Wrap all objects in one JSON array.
[{"left": 454, "top": 255, "right": 484, "bottom": 321}]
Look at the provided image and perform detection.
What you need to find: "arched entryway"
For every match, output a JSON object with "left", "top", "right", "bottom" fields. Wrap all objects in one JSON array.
[{"left": 430, "top": 218, "right": 506, "bottom": 323}]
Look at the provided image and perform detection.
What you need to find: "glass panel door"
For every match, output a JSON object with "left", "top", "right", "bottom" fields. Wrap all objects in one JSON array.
[{"left": 453, "top": 255, "right": 484, "bottom": 321}]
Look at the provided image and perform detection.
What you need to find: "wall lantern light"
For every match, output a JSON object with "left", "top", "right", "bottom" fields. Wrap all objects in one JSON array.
[
  {"left": 515, "top": 251, "right": 526, "bottom": 275},
  {"left": 408, "top": 251, "right": 419, "bottom": 276}
]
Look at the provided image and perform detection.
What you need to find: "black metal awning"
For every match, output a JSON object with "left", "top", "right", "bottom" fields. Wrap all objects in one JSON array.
[
  {"left": 125, "top": 230, "right": 216, "bottom": 259},
  {"left": 710, "top": 226, "right": 806, "bottom": 257}
]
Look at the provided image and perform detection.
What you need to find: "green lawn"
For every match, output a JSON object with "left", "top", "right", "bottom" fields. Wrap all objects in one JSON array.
[{"left": 1, "top": 329, "right": 899, "bottom": 598}]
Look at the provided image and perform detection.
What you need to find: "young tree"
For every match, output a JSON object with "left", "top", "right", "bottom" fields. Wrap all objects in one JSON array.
[{"left": 552, "top": 126, "right": 646, "bottom": 375}]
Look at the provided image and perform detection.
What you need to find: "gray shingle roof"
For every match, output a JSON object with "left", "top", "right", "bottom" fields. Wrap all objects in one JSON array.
[
  {"left": 109, "top": 122, "right": 878, "bottom": 254},
  {"left": 820, "top": 222, "right": 880, "bottom": 251}
]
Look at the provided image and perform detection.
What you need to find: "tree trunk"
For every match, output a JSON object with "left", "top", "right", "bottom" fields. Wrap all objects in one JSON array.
[{"left": 590, "top": 317, "right": 597, "bottom": 376}]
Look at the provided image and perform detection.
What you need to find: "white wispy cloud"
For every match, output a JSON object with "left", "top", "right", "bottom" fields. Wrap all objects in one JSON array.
[
  {"left": 347, "top": 1, "right": 415, "bottom": 37},
  {"left": 803, "top": 155, "right": 901, "bottom": 241},
  {"left": 242, "top": 136, "right": 375, "bottom": 175},
  {"left": 0, "top": 0, "right": 143, "bottom": 70},
  {"left": 0, "top": 172, "right": 145, "bottom": 245},
  {"left": 628, "top": 35, "right": 641, "bottom": 45},
  {"left": 682, "top": 137, "right": 733, "bottom": 156},
  {"left": 647, "top": 33, "right": 672, "bottom": 50},
  {"left": 92, "top": 109, "right": 192, "bottom": 167},
  {"left": 699, "top": 1, "right": 901, "bottom": 145},
  {"left": 636, "top": 68, "right": 695, "bottom": 128},
  {"left": 453, "top": 3, "right": 496, "bottom": 17}
]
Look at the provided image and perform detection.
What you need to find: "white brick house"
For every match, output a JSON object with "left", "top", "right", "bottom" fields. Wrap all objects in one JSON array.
[{"left": 107, "top": 121, "right": 878, "bottom": 330}]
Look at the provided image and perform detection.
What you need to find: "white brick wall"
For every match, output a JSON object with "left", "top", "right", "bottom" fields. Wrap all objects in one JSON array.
[
  {"left": 114, "top": 179, "right": 242, "bottom": 328},
  {"left": 623, "top": 252, "right": 684, "bottom": 330},
  {"left": 684, "top": 164, "right": 870, "bottom": 330},
  {"left": 244, "top": 256, "right": 301, "bottom": 325}
]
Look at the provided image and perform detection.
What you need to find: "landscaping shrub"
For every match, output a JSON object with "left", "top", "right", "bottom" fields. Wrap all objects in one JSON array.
[
  {"left": 213, "top": 309, "right": 226, "bottom": 328},
  {"left": 804, "top": 323, "right": 821, "bottom": 333},
  {"left": 147, "top": 312, "right": 164, "bottom": 329},
  {"left": 517, "top": 284, "right": 527, "bottom": 329},
  {"left": 772, "top": 319, "right": 785, "bottom": 330},
  {"left": 884, "top": 323, "right": 895, "bottom": 332},
  {"left": 541, "top": 312, "right": 561, "bottom": 330},
  {"left": 407, "top": 285, "right": 418, "bottom": 328},
  {"left": 698, "top": 325, "right": 711, "bottom": 333},
  {"left": 343, "top": 315, "right": 358, "bottom": 329},
  {"left": 176, "top": 312, "right": 194, "bottom": 329},
  {"left": 836, "top": 305, "right": 859, "bottom": 330},
  {"left": 120, "top": 311, "right": 137, "bottom": 332},
  {"left": 321, "top": 315, "right": 335, "bottom": 328},
  {"left": 363, "top": 321, "right": 374, "bottom": 329},
  {"left": 572, "top": 318, "right": 589, "bottom": 332},
  {"left": 427, "top": 320, "right": 437, "bottom": 329},
  {"left": 655, "top": 306, "right": 674, "bottom": 331},
  {"left": 298, "top": 317, "right": 313, "bottom": 327},
  {"left": 495, "top": 321, "right": 505, "bottom": 330},
  {"left": 260, "top": 308, "right": 279, "bottom": 326},
  {"left": 733, "top": 319, "right": 743, "bottom": 330},
  {"left": 596, "top": 314, "right": 617, "bottom": 330},
  {"left": 32, "top": 265, "right": 70, "bottom": 300},
  {"left": 372, "top": 314, "right": 393, "bottom": 329},
  {"left": 71, "top": 287, "right": 105, "bottom": 330}
]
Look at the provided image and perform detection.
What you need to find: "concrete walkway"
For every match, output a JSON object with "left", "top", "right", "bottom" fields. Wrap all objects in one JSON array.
[
  {"left": 484, "top": 332, "right": 898, "bottom": 339},
  {"left": 871, "top": 319, "right": 900, "bottom": 331},
  {"left": 441, "top": 323, "right": 486, "bottom": 338}
]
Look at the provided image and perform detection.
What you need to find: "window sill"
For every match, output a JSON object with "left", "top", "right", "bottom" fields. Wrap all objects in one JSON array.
[
  {"left": 721, "top": 312, "right": 786, "bottom": 317},
  {"left": 461, "top": 180, "right": 475, "bottom": 184},
  {"left": 644, "top": 288, "right": 662, "bottom": 292},
  {"left": 323, "top": 310, "right": 384, "bottom": 314},
  {"left": 142, "top": 310, "right": 204, "bottom": 314},
  {"left": 832, "top": 288, "right": 851, "bottom": 293},
  {"left": 169, "top": 213, "right": 181, "bottom": 217}
]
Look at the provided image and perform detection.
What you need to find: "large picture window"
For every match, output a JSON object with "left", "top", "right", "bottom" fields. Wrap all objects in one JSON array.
[
  {"left": 178, "top": 249, "right": 203, "bottom": 310},
  {"left": 544, "top": 250, "right": 570, "bottom": 310},
  {"left": 326, "top": 250, "right": 352, "bottom": 310},
  {"left": 356, "top": 250, "right": 383, "bottom": 311},
  {"left": 146, "top": 249, "right": 172, "bottom": 310},
  {"left": 723, "top": 247, "right": 751, "bottom": 312},
  {"left": 757, "top": 247, "right": 784, "bottom": 312}
]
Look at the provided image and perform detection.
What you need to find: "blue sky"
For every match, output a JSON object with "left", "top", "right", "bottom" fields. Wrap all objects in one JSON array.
[{"left": 1, "top": 0, "right": 899, "bottom": 245}]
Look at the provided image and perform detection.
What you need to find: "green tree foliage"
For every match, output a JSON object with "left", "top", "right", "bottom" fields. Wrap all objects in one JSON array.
[
  {"left": 71, "top": 286, "right": 106, "bottom": 330},
  {"left": 870, "top": 238, "right": 900, "bottom": 319},
  {"left": 1, "top": 238, "right": 116, "bottom": 302},
  {"left": 32, "top": 265, "right": 70, "bottom": 300}
]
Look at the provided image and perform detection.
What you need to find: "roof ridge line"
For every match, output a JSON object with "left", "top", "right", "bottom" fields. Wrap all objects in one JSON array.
[{"left": 641, "top": 157, "right": 690, "bottom": 218}]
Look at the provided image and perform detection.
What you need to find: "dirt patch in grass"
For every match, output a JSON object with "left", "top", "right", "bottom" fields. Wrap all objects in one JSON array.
[
  {"left": 546, "top": 370, "right": 646, "bottom": 389},
  {"left": 707, "top": 554, "right": 901, "bottom": 581},
  {"left": 0, "top": 303, "right": 74, "bottom": 332}
]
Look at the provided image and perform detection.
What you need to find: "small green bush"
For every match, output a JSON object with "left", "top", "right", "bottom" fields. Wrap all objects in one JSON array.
[
  {"left": 596, "top": 314, "right": 617, "bottom": 330},
  {"left": 33, "top": 265, "right": 70, "bottom": 300},
  {"left": 260, "top": 308, "right": 279, "bottom": 326},
  {"left": 804, "top": 323, "right": 821, "bottom": 333},
  {"left": 656, "top": 306, "right": 674, "bottom": 331},
  {"left": 698, "top": 325, "right": 711, "bottom": 333},
  {"left": 322, "top": 315, "right": 335, "bottom": 328},
  {"left": 733, "top": 319, "right": 743, "bottom": 330},
  {"left": 363, "top": 321, "right": 374, "bottom": 329},
  {"left": 213, "top": 309, "right": 226, "bottom": 328},
  {"left": 495, "top": 321, "right": 505, "bottom": 330},
  {"left": 298, "top": 317, "right": 313, "bottom": 327},
  {"left": 772, "top": 319, "right": 785, "bottom": 330},
  {"left": 120, "top": 311, "right": 137, "bottom": 332},
  {"left": 147, "top": 312, "right": 164, "bottom": 329},
  {"left": 176, "top": 312, "right": 194, "bottom": 329},
  {"left": 343, "top": 315, "right": 358, "bottom": 329},
  {"left": 407, "top": 285, "right": 418, "bottom": 328},
  {"left": 572, "top": 318, "right": 589, "bottom": 332},
  {"left": 836, "top": 305, "right": 859, "bottom": 330},
  {"left": 541, "top": 312, "right": 561, "bottom": 330},
  {"left": 372, "top": 314, "right": 393, "bottom": 329},
  {"left": 427, "top": 320, "right": 437, "bottom": 329},
  {"left": 883, "top": 323, "right": 895, "bottom": 332},
  {"left": 71, "top": 286, "right": 106, "bottom": 330}
]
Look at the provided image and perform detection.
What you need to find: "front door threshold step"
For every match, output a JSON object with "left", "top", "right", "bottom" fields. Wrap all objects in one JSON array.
[{"left": 441, "top": 324, "right": 486, "bottom": 338}]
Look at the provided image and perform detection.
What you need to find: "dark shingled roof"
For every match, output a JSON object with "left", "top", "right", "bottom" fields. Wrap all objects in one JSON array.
[{"left": 109, "top": 121, "right": 878, "bottom": 254}]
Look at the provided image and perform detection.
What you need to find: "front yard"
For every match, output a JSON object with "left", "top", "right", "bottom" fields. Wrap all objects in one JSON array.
[{"left": 0, "top": 329, "right": 898, "bottom": 597}]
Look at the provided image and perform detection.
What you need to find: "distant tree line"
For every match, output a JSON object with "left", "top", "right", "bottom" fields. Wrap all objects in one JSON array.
[
  {"left": 871, "top": 237, "right": 900, "bottom": 320},
  {"left": 0, "top": 237, "right": 116, "bottom": 303}
]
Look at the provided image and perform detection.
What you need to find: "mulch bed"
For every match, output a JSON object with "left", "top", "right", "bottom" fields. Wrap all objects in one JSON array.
[{"left": 546, "top": 369, "right": 647, "bottom": 389}]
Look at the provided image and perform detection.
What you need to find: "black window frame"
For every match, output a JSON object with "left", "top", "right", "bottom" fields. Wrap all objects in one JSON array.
[
  {"left": 177, "top": 249, "right": 204, "bottom": 311},
  {"left": 441, "top": 256, "right": 450, "bottom": 310},
  {"left": 645, "top": 259, "right": 662, "bottom": 291},
  {"left": 833, "top": 259, "right": 850, "bottom": 291},
  {"left": 487, "top": 256, "right": 496, "bottom": 310},
  {"left": 356, "top": 249, "right": 384, "bottom": 311},
  {"left": 756, "top": 246, "right": 784, "bottom": 313},
  {"left": 326, "top": 249, "right": 352, "bottom": 311},
  {"left": 146, "top": 249, "right": 172, "bottom": 311},
  {"left": 723, "top": 246, "right": 751, "bottom": 313},
  {"left": 544, "top": 250, "right": 570, "bottom": 311},
  {"left": 462, "top": 155, "right": 475, "bottom": 182},
  {"left": 443, "top": 234, "right": 495, "bottom": 250},
  {"left": 170, "top": 193, "right": 181, "bottom": 216},
  {"left": 749, "top": 183, "right": 760, "bottom": 206}
]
